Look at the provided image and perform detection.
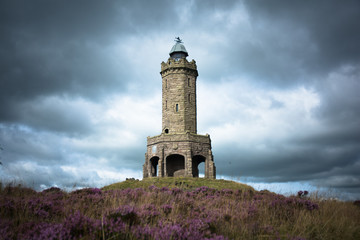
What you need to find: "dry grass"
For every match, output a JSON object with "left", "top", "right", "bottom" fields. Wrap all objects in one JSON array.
[
  {"left": 0, "top": 179, "right": 359, "bottom": 240},
  {"left": 103, "top": 177, "right": 255, "bottom": 192}
]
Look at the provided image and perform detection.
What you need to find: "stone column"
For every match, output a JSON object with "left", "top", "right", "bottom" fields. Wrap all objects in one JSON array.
[
  {"left": 185, "top": 149, "right": 192, "bottom": 177},
  {"left": 158, "top": 147, "right": 164, "bottom": 177},
  {"left": 164, "top": 154, "right": 167, "bottom": 177},
  {"left": 206, "top": 150, "right": 216, "bottom": 179},
  {"left": 143, "top": 153, "right": 149, "bottom": 178}
]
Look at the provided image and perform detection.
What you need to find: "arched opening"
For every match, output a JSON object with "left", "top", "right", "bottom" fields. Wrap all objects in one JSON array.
[
  {"left": 165, "top": 129, "right": 169, "bottom": 134},
  {"left": 192, "top": 155, "right": 206, "bottom": 177},
  {"left": 166, "top": 154, "right": 185, "bottom": 177},
  {"left": 150, "top": 156, "right": 159, "bottom": 177},
  {"left": 198, "top": 162, "right": 205, "bottom": 177}
]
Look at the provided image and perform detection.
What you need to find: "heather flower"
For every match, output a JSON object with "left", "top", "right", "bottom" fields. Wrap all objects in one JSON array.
[
  {"left": 101, "top": 216, "right": 126, "bottom": 238},
  {"left": 195, "top": 186, "right": 211, "bottom": 192},
  {"left": 17, "top": 222, "right": 62, "bottom": 240},
  {"left": 247, "top": 203, "right": 258, "bottom": 217},
  {"left": 140, "top": 204, "right": 160, "bottom": 224},
  {"left": 171, "top": 187, "right": 182, "bottom": 195},
  {"left": 0, "top": 198, "right": 16, "bottom": 217},
  {"left": 161, "top": 204, "right": 173, "bottom": 215},
  {"left": 107, "top": 205, "right": 139, "bottom": 227},
  {"left": 0, "top": 219, "right": 14, "bottom": 240},
  {"left": 148, "top": 185, "right": 159, "bottom": 191},
  {"left": 160, "top": 186, "right": 170, "bottom": 192},
  {"left": 220, "top": 189, "right": 233, "bottom": 195},
  {"left": 61, "top": 211, "right": 101, "bottom": 239}
]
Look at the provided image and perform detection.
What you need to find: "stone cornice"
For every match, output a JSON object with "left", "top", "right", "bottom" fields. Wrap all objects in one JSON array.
[{"left": 147, "top": 133, "right": 211, "bottom": 146}]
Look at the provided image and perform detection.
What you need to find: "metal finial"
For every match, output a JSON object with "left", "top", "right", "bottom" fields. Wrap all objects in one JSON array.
[{"left": 175, "top": 37, "right": 183, "bottom": 44}]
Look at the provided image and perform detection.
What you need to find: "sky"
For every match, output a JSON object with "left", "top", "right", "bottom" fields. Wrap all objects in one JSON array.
[{"left": 1, "top": 0, "right": 360, "bottom": 200}]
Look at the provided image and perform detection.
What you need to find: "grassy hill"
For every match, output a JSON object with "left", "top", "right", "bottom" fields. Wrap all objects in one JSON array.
[
  {"left": 102, "top": 177, "right": 255, "bottom": 192},
  {"left": 1, "top": 178, "right": 360, "bottom": 239}
]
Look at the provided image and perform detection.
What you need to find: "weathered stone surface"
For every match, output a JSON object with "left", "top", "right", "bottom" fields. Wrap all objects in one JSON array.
[
  {"left": 143, "top": 45, "right": 216, "bottom": 179},
  {"left": 174, "top": 169, "right": 185, "bottom": 177}
]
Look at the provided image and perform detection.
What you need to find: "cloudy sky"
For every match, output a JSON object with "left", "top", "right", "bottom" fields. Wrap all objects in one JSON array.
[{"left": 1, "top": 0, "right": 360, "bottom": 199}]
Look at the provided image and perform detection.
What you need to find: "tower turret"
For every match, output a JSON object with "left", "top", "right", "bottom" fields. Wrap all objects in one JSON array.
[{"left": 169, "top": 37, "right": 189, "bottom": 60}]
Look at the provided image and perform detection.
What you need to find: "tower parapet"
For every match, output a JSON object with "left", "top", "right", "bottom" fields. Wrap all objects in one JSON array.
[
  {"left": 161, "top": 58, "right": 198, "bottom": 74},
  {"left": 143, "top": 38, "right": 216, "bottom": 179}
]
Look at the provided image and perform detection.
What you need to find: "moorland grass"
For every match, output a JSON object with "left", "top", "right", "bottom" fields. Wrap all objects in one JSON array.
[
  {"left": 0, "top": 179, "right": 359, "bottom": 240},
  {"left": 102, "top": 177, "right": 255, "bottom": 192}
]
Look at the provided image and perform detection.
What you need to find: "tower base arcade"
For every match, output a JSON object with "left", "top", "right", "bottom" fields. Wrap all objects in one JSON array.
[{"left": 143, "top": 133, "right": 216, "bottom": 179}]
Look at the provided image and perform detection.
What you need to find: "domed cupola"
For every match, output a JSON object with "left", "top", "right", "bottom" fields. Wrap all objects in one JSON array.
[{"left": 169, "top": 37, "right": 188, "bottom": 61}]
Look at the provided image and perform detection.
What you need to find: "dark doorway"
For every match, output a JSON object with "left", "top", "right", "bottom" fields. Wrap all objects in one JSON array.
[
  {"left": 192, "top": 155, "right": 206, "bottom": 177},
  {"left": 166, "top": 154, "right": 185, "bottom": 177},
  {"left": 150, "top": 156, "right": 159, "bottom": 177}
]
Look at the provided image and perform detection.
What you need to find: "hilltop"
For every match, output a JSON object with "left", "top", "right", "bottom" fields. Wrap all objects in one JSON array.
[
  {"left": 1, "top": 178, "right": 359, "bottom": 239},
  {"left": 102, "top": 177, "right": 255, "bottom": 192}
]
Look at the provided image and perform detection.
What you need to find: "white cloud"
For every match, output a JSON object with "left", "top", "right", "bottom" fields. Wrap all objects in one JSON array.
[{"left": 198, "top": 78, "right": 321, "bottom": 147}]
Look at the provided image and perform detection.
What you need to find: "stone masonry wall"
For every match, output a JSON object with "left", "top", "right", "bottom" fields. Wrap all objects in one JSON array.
[
  {"left": 143, "top": 133, "right": 216, "bottom": 179},
  {"left": 161, "top": 58, "right": 198, "bottom": 134}
]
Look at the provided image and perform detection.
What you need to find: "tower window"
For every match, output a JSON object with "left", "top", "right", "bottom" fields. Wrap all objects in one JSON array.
[
  {"left": 188, "top": 94, "right": 190, "bottom": 102},
  {"left": 176, "top": 104, "right": 179, "bottom": 112},
  {"left": 165, "top": 129, "right": 169, "bottom": 134},
  {"left": 165, "top": 79, "right": 167, "bottom": 89},
  {"left": 188, "top": 78, "right": 190, "bottom": 86},
  {"left": 165, "top": 100, "right": 167, "bottom": 109}
]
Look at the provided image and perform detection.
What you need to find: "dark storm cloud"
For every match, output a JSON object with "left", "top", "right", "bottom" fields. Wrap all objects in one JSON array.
[
  {"left": 0, "top": 0, "right": 176, "bottom": 126},
  {"left": 200, "top": 0, "right": 360, "bottom": 86},
  {"left": 0, "top": 124, "right": 64, "bottom": 165},
  {"left": 245, "top": 0, "right": 360, "bottom": 72},
  {"left": 0, "top": 0, "right": 194, "bottom": 145}
]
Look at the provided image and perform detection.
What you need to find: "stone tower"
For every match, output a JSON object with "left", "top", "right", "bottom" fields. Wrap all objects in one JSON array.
[{"left": 143, "top": 38, "right": 216, "bottom": 179}]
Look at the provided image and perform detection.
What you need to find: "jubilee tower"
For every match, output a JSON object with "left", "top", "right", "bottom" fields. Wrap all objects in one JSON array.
[{"left": 143, "top": 38, "right": 216, "bottom": 178}]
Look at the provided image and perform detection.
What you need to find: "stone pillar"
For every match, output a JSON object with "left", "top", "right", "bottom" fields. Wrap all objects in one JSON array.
[
  {"left": 143, "top": 153, "right": 148, "bottom": 178},
  {"left": 205, "top": 150, "right": 216, "bottom": 179},
  {"left": 164, "top": 154, "right": 167, "bottom": 177},
  {"left": 185, "top": 149, "right": 192, "bottom": 177},
  {"left": 158, "top": 147, "right": 164, "bottom": 177},
  {"left": 205, "top": 156, "right": 209, "bottom": 178}
]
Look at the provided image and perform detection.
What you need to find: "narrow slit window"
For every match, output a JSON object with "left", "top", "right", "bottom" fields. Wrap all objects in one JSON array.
[
  {"left": 176, "top": 104, "right": 179, "bottom": 112},
  {"left": 165, "top": 79, "right": 167, "bottom": 89},
  {"left": 165, "top": 100, "right": 167, "bottom": 109},
  {"left": 188, "top": 94, "right": 191, "bottom": 102},
  {"left": 188, "top": 78, "right": 190, "bottom": 86}
]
